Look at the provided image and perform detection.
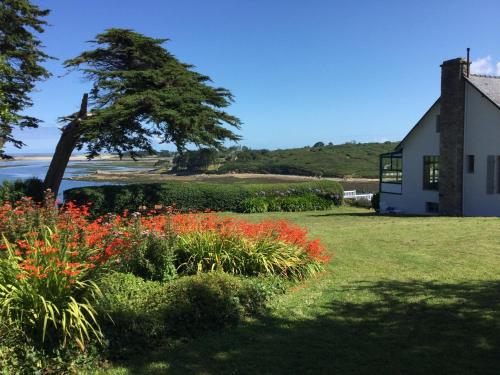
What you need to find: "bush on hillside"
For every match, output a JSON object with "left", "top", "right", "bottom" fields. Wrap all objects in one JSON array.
[
  {"left": 64, "top": 180, "right": 344, "bottom": 215},
  {"left": 215, "top": 142, "right": 398, "bottom": 178}
]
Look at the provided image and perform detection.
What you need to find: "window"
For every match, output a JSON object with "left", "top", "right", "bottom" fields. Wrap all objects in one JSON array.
[
  {"left": 467, "top": 155, "right": 475, "bottom": 173},
  {"left": 423, "top": 156, "right": 439, "bottom": 190},
  {"left": 487, "top": 155, "right": 495, "bottom": 194},
  {"left": 426, "top": 202, "right": 439, "bottom": 213},
  {"left": 497, "top": 156, "right": 500, "bottom": 194},
  {"left": 436, "top": 115, "right": 441, "bottom": 133},
  {"left": 380, "top": 152, "right": 402, "bottom": 184}
]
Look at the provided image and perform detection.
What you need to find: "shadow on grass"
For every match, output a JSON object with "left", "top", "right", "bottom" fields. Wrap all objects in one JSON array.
[
  {"left": 113, "top": 280, "right": 500, "bottom": 375},
  {"left": 308, "top": 211, "right": 378, "bottom": 217},
  {"left": 309, "top": 212, "right": 438, "bottom": 218}
]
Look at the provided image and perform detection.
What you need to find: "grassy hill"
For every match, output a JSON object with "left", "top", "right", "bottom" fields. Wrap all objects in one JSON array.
[{"left": 216, "top": 142, "right": 398, "bottom": 178}]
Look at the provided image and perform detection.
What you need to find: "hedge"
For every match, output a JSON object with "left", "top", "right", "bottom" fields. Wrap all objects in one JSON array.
[{"left": 64, "top": 180, "right": 343, "bottom": 215}]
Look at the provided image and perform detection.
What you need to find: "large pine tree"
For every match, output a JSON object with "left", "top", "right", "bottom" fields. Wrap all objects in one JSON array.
[
  {"left": 0, "top": 0, "right": 51, "bottom": 158},
  {"left": 44, "top": 29, "right": 241, "bottom": 195}
]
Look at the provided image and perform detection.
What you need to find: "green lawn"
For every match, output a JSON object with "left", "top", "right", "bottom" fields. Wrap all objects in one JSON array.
[{"left": 94, "top": 208, "right": 500, "bottom": 374}]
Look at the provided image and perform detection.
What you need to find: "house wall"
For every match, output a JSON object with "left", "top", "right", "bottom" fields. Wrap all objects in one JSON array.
[
  {"left": 380, "top": 103, "right": 440, "bottom": 214},
  {"left": 463, "top": 83, "right": 500, "bottom": 216}
]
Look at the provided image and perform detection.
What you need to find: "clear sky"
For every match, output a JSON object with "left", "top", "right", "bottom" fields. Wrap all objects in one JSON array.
[{"left": 6, "top": 0, "right": 500, "bottom": 154}]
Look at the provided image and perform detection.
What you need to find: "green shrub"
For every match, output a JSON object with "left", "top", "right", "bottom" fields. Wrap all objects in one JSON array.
[
  {"left": 97, "top": 272, "right": 285, "bottom": 351},
  {"left": 237, "top": 275, "right": 287, "bottom": 314},
  {"left": 239, "top": 197, "right": 269, "bottom": 213},
  {"left": 0, "top": 323, "right": 100, "bottom": 374},
  {"left": 64, "top": 180, "right": 343, "bottom": 216},
  {"left": 150, "top": 272, "right": 243, "bottom": 337},
  {"left": 0, "top": 178, "right": 44, "bottom": 203},
  {"left": 96, "top": 273, "right": 164, "bottom": 357},
  {"left": 149, "top": 273, "right": 284, "bottom": 337},
  {"left": 120, "top": 232, "right": 177, "bottom": 282},
  {"left": 275, "top": 195, "right": 333, "bottom": 212}
]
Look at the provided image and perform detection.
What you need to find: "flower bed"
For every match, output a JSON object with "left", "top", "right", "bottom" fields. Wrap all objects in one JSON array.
[{"left": 0, "top": 194, "right": 331, "bottom": 371}]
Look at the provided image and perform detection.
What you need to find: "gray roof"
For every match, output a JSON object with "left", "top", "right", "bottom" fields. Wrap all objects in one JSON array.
[
  {"left": 467, "top": 74, "right": 500, "bottom": 108},
  {"left": 395, "top": 74, "right": 500, "bottom": 151}
]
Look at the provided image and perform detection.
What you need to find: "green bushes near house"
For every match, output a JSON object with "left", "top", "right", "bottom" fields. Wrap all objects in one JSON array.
[{"left": 64, "top": 180, "right": 344, "bottom": 215}]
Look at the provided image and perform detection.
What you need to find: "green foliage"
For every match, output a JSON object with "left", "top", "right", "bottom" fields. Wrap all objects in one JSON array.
[
  {"left": 149, "top": 273, "right": 284, "bottom": 337},
  {"left": 239, "top": 197, "right": 269, "bottom": 213},
  {"left": 0, "top": 177, "right": 44, "bottom": 202},
  {"left": 96, "top": 273, "right": 165, "bottom": 358},
  {"left": 120, "top": 232, "right": 177, "bottom": 282},
  {"left": 97, "top": 272, "right": 285, "bottom": 355},
  {"left": 216, "top": 142, "right": 398, "bottom": 178},
  {"left": 64, "top": 180, "right": 344, "bottom": 215},
  {"left": 150, "top": 272, "right": 243, "bottom": 337},
  {"left": 0, "top": 0, "right": 51, "bottom": 157},
  {"left": 175, "top": 232, "right": 322, "bottom": 280},
  {"left": 0, "top": 232, "right": 103, "bottom": 352},
  {"left": 0, "top": 323, "right": 100, "bottom": 374},
  {"left": 239, "top": 195, "right": 333, "bottom": 213},
  {"left": 63, "top": 29, "right": 241, "bottom": 159},
  {"left": 236, "top": 275, "right": 287, "bottom": 314},
  {"left": 173, "top": 148, "right": 219, "bottom": 172}
]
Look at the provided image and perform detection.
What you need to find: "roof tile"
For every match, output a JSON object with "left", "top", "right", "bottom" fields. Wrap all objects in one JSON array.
[{"left": 467, "top": 74, "right": 500, "bottom": 107}]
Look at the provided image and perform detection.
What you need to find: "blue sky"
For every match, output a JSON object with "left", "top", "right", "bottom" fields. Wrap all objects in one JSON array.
[{"left": 6, "top": 0, "right": 500, "bottom": 154}]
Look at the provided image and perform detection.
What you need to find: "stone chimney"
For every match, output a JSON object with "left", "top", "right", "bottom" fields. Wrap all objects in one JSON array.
[{"left": 439, "top": 58, "right": 469, "bottom": 216}]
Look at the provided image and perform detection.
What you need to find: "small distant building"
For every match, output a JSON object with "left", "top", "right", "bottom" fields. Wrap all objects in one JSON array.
[{"left": 379, "top": 56, "right": 500, "bottom": 216}]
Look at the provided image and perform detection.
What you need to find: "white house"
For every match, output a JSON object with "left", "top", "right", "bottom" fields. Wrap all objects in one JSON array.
[{"left": 379, "top": 56, "right": 500, "bottom": 216}]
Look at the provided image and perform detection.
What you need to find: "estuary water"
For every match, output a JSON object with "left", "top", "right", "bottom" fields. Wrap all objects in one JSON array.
[{"left": 0, "top": 157, "right": 141, "bottom": 198}]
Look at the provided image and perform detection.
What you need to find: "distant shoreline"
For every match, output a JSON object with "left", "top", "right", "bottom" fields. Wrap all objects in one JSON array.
[
  {"left": 68, "top": 171, "right": 379, "bottom": 184},
  {"left": 4, "top": 154, "right": 115, "bottom": 162}
]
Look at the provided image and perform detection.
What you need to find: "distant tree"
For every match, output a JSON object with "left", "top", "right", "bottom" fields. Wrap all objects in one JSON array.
[
  {"left": 187, "top": 148, "right": 219, "bottom": 171},
  {"left": 0, "top": 0, "right": 51, "bottom": 158},
  {"left": 313, "top": 142, "right": 325, "bottom": 148},
  {"left": 44, "top": 29, "right": 241, "bottom": 195}
]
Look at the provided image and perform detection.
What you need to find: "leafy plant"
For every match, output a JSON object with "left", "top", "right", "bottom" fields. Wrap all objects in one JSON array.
[
  {"left": 96, "top": 272, "right": 164, "bottom": 358},
  {"left": 121, "top": 231, "right": 177, "bottom": 282},
  {"left": 172, "top": 214, "right": 329, "bottom": 279},
  {"left": 239, "top": 197, "right": 269, "bottom": 213},
  {"left": 0, "top": 178, "right": 45, "bottom": 203},
  {"left": 0, "top": 229, "right": 104, "bottom": 351},
  {"left": 149, "top": 272, "right": 246, "bottom": 337}
]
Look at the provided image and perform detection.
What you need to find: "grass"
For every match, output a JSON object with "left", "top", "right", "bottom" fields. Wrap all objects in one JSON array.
[{"left": 92, "top": 207, "right": 500, "bottom": 374}]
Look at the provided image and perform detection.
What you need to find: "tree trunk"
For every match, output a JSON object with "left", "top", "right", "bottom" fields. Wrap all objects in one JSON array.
[{"left": 44, "top": 93, "right": 88, "bottom": 197}]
